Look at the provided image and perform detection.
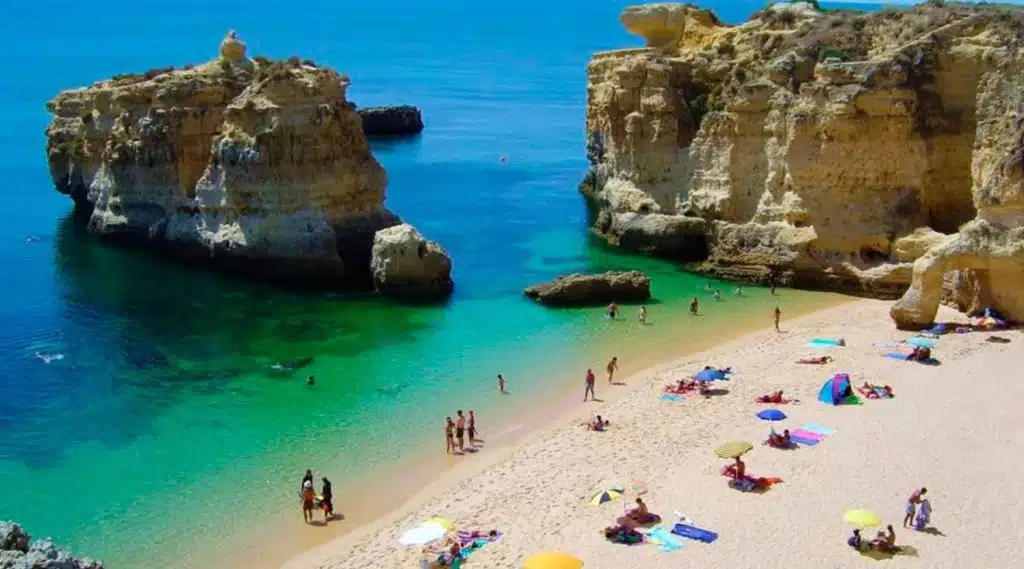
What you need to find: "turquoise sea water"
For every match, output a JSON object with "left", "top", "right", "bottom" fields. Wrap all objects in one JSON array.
[{"left": 0, "top": 1, "right": 875, "bottom": 567}]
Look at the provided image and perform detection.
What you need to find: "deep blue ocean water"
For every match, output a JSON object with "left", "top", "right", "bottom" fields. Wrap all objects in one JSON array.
[{"left": 0, "top": 1, "right": 879, "bottom": 567}]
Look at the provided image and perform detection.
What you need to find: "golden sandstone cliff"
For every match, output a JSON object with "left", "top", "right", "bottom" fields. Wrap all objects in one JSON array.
[
  {"left": 582, "top": 3, "right": 1024, "bottom": 325},
  {"left": 45, "top": 32, "right": 452, "bottom": 299}
]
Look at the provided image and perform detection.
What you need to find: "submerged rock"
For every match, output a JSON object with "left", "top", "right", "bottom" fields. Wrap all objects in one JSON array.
[
  {"left": 358, "top": 105, "right": 424, "bottom": 137},
  {"left": 0, "top": 522, "right": 103, "bottom": 569},
  {"left": 524, "top": 271, "right": 651, "bottom": 306},
  {"left": 370, "top": 224, "right": 453, "bottom": 301}
]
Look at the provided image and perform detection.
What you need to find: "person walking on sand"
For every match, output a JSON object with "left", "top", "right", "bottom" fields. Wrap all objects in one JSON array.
[
  {"left": 497, "top": 373, "right": 506, "bottom": 394},
  {"left": 903, "top": 487, "right": 927, "bottom": 527},
  {"left": 637, "top": 306, "right": 648, "bottom": 325},
  {"left": 445, "top": 417, "right": 456, "bottom": 454},
  {"left": 774, "top": 306, "right": 781, "bottom": 332},
  {"left": 689, "top": 297, "right": 699, "bottom": 315},
  {"left": 606, "top": 357, "right": 619, "bottom": 384},
  {"left": 455, "top": 410, "right": 467, "bottom": 451},
  {"left": 301, "top": 480, "right": 315, "bottom": 524},
  {"left": 584, "top": 368, "right": 596, "bottom": 401},
  {"left": 468, "top": 410, "right": 478, "bottom": 445},
  {"left": 320, "top": 476, "right": 334, "bottom": 522}
]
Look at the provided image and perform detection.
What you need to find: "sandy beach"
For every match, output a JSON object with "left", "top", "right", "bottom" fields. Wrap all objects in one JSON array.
[{"left": 282, "top": 299, "right": 1022, "bottom": 569}]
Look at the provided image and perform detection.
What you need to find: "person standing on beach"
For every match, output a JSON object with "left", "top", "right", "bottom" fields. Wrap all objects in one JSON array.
[
  {"left": 637, "top": 306, "right": 648, "bottom": 325},
  {"left": 445, "top": 417, "right": 456, "bottom": 454},
  {"left": 320, "top": 476, "right": 334, "bottom": 522},
  {"left": 301, "top": 469, "right": 313, "bottom": 492},
  {"left": 584, "top": 368, "right": 596, "bottom": 401},
  {"left": 606, "top": 357, "right": 619, "bottom": 384},
  {"left": 468, "top": 410, "right": 478, "bottom": 445},
  {"left": 301, "top": 480, "right": 315, "bottom": 524},
  {"left": 455, "top": 410, "right": 466, "bottom": 451},
  {"left": 689, "top": 297, "right": 699, "bottom": 315},
  {"left": 903, "top": 487, "right": 927, "bottom": 528},
  {"left": 497, "top": 373, "right": 507, "bottom": 394},
  {"left": 774, "top": 306, "right": 781, "bottom": 332}
]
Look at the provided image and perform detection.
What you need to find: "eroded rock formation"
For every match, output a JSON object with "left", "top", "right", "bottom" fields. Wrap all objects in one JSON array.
[
  {"left": 524, "top": 271, "right": 651, "bottom": 306},
  {"left": 358, "top": 105, "right": 424, "bottom": 137},
  {"left": 582, "top": 3, "right": 1024, "bottom": 309},
  {"left": 0, "top": 522, "right": 103, "bottom": 569},
  {"left": 44, "top": 31, "right": 447, "bottom": 292},
  {"left": 370, "top": 224, "right": 453, "bottom": 301}
]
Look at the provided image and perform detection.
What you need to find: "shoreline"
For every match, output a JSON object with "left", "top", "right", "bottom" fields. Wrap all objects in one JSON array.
[
  {"left": 195, "top": 289, "right": 852, "bottom": 569},
  {"left": 280, "top": 298, "right": 1023, "bottom": 569}
]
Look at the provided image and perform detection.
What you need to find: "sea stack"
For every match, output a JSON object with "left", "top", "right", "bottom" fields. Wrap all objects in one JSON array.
[
  {"left": 358, "top": 105, "right": 424, "bottom": 137},
  {"left": 582, "top": 2, "right": 1024, "bottom": 320},
  {"left": 44, "top": 31, "right": 451, "bottom": 297}
]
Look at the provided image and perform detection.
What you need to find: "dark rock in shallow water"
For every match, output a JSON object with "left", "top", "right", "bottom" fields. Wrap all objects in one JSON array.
[
  {"left": 358, "top": 105, "right": 424, "bottom": 137},
  {"left": 524, "top": 270, "right": 651, "bottom": 307},
  {"left": 0, "top": 522, "right": 103, "bottom": 569}
]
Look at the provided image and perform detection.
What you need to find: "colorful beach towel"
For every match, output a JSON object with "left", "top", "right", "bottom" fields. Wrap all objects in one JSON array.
[
  {"left": 789, "top": 433, "right": 820, "bottom": 446},
  {"left": 644, "top": 525, "right": 686, "bottom": 552},
  {"left": 671, "top": 523, "right": 719, "bottom": 543},
  {"left": 790, "top": 428, "right": 824, "bottom": 441},
  {"left": 802, "top": 423, "right": 836, "bottom": 436}
]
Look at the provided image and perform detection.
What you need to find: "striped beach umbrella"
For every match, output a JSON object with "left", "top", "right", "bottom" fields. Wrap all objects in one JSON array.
[
  {"left": 588, "top": 488, "right": 624, "bottom": 506},
  {"left": 714, "top": 441, "right": 753, "bottom": 459}
]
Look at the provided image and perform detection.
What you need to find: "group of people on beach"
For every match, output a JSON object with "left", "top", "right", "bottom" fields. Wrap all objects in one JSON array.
[
  {"left": 605, "top": 301, "right": 647, "bottom": 324},
  {"left": 846, "top": 487, "right": 930, "bottom": 554},
  {"left": 583, "top": 356, "right": 619, "bottom": 402},
  {"left": 444, "top": 409, "right": 479, "bottom": 454},
  {"left": 298, "top": 468, "right": 334, "bottom": 524}
]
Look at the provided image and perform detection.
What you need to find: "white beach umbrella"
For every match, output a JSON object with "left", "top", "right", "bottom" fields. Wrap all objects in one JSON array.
[{"left": 398, "top": 523, "right": 447, "bottom": 546}]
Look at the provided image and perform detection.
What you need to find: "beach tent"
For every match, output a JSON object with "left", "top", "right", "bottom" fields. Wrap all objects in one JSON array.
[{"left": 818, "top": 373, "right": 853, "bottom": 406}]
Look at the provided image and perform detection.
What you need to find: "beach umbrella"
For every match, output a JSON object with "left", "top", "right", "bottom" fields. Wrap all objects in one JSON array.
[
  {"left": 756, "top": 409, "right": 787, "bottom": 421},
  {"left": 843, "top": 509, "right": 882, "bottom": 528},
  {"left": 693, "top": 368, "right": 725, "bottom": 382},
  {"left": 523, "top": 552, "right": 583, "bottom": 569},
  {"left": 398, "top": 523, "right": 447, "bottom": 546},
  {"left": 589, "top": 488, "right": 624, "bottom": 506},
  {"left": 626, "top": 480, "right": 648, "bottom": 495},
  {"left": 423, "top": 517, "right": 455, "bottom": 531},
  {"left": 714, "top": 441, "right": 753, "bottom": 459}
]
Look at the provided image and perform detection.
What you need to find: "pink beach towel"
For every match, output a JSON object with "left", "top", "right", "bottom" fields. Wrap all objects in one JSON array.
[{"left": 789, "top": 429, "right": 824, "bottom": 441}]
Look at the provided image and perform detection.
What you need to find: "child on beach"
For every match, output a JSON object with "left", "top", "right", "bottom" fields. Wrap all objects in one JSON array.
[
  {"left": 637, "top": 306, "right": 648, "bottom": 324},
  {"left": 445, "top": 417, "right": 456, "bottom": 454}
]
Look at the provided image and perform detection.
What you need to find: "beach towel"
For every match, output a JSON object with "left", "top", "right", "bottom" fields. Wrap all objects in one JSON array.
[
  {"left": 671, "top": 523, "right": 718, "bottom": 543},
  {"left": 872, "top": 341, "right": 899, "bottom": 348},
  {"left": 644, "top": 525, "right": 686, "bottom": 552},
  {"left": 802, "top": 423, "right": 836, "bottom": 436},
  {"left": 789, "top": 433, "right": 821, "bottom": 446},
  {"left": 790, "top": 428, "right": 824, "bottom": 441},
  {"left": 884, "top": 352, "right": 910, "bottom": 361},
  {"left": 808, "top": 338, "right": 844, "bottom": 349},
  {"left": 906, "top": 337, "right": 935, "bottom": 348},
  {"left": 660, "top": 393, "right": 685, "bottom": 402}
]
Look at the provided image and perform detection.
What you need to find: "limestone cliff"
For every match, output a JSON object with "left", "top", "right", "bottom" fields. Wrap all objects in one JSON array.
[
  {"left": 45, "top": 32, "right": 443, "bottom": 290},
  {"left": 582, "top": 2, "right": 1024, "bottom": 307}
]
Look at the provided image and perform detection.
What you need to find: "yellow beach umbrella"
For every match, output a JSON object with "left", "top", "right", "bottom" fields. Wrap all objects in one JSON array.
[
  {"left": 422, "top": 517, "right": 455, "bottom": 531},
  {"left": 714, "top": 441, "right": 753, "bottom": 459},
  {"left": 523, "top": 551, "right": 583, "bottom": 569},
  {"left": 843, "top": 509, "right": 882, "bottom": 528}
]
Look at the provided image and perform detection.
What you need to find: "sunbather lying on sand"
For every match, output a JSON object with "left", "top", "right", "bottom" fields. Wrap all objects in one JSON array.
[
  {"left": 797, "top": 356, "right": 833, "bottom": 364},
  {"left": 859, "top": 383, "right": 894, "bottom": 399},
  {"left": 423, "top": 540, "right": 462, "bottom": 567},
  {"left": 457, "top": 529, "right": 499, "bottom": 541},
  {"left": 603, "top": 524, "right": 646, "bottom": 545},
  {"left": 756, "top": 390, "right": 789, "bottom": 404},
  {"left": 907, "top": 346, "right": 932, "bottom": 362},
  {"left": 582, "top": 415, "right": 610, "bottom": 431}
]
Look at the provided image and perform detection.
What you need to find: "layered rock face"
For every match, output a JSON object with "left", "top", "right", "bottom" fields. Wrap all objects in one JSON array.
[
  {"left": 524, "top": 271, "right": 651, "bottom": 306},
  {"left": 0, "top": 521, "right": 103, "bottom": 569},
  {"left": 583, "top": 3, "right": 1024, "bottom": 309},
  {"left": 45, "top": 32, "right": 445, "bottom": 291},
  {"left": 370, "top": 224, "right": 453, "bottom": 301}
]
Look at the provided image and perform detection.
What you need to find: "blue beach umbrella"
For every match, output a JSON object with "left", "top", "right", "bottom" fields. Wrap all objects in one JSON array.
[
  {"left": 756, "top": 409, "right": 787, "bottom": 421},
  {"left": 693, "top": 368, "right": 726, "bottom": 382}
]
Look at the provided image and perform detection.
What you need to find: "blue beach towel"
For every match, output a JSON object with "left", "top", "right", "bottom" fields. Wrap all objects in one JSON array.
[
  {"left": 789, "top": 434, "right": 820, "bottom": 446},
  {"left": 802, "top": 423, "right": 836, "bottom": 436},
  {"left": 884, "top": 352, "right": 910, "bottom": 361},
  {"left": 671, "top": 523, "right": 718, "bottom": 543},
  {"left": 646, "top": 526, "right": 686, "bottom": 552},
  {"left": 906, "top": 337, "right": 935, "bottom": 348},
  {"left": 660, "top": 393, "right": 684, "bottom": 402},
  {"left": 808, "top": 338, "right": 844, "bottom": 349}
]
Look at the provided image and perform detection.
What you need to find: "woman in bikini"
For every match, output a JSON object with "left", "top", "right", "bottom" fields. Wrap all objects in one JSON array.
[{"left": 445, "top": 417, "right": 456, "bottom": 454}]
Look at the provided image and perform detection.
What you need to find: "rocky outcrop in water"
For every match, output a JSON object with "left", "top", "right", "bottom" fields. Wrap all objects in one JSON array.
[
  {"left": 44, "top": 31, "right": 448, "bottom": 293},
  {"left": 524, "top": 271, "right": 651, "bottom": 306},
  {"left": 358, "top": 105, "right": 424, "bottom": 137},
  {"left": 583, "top": 2, "right": 1024, "bottom": 314},
  {"left": 370, "top": 223, "right": 453, "bottom": 301},
  {"left": 0, "top": 522, "right": 103, "bottom": 569}
]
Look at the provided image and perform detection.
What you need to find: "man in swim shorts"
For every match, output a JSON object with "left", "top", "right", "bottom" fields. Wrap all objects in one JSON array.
[
  {"left": 903, "top": 487, "right": 926, "bottom": 527},
  {"left": 584, "top": 369, "right": 596, "bottom": 402},
  {"left": 455, "top": 410, "right": 466, "bottom": 451}
]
